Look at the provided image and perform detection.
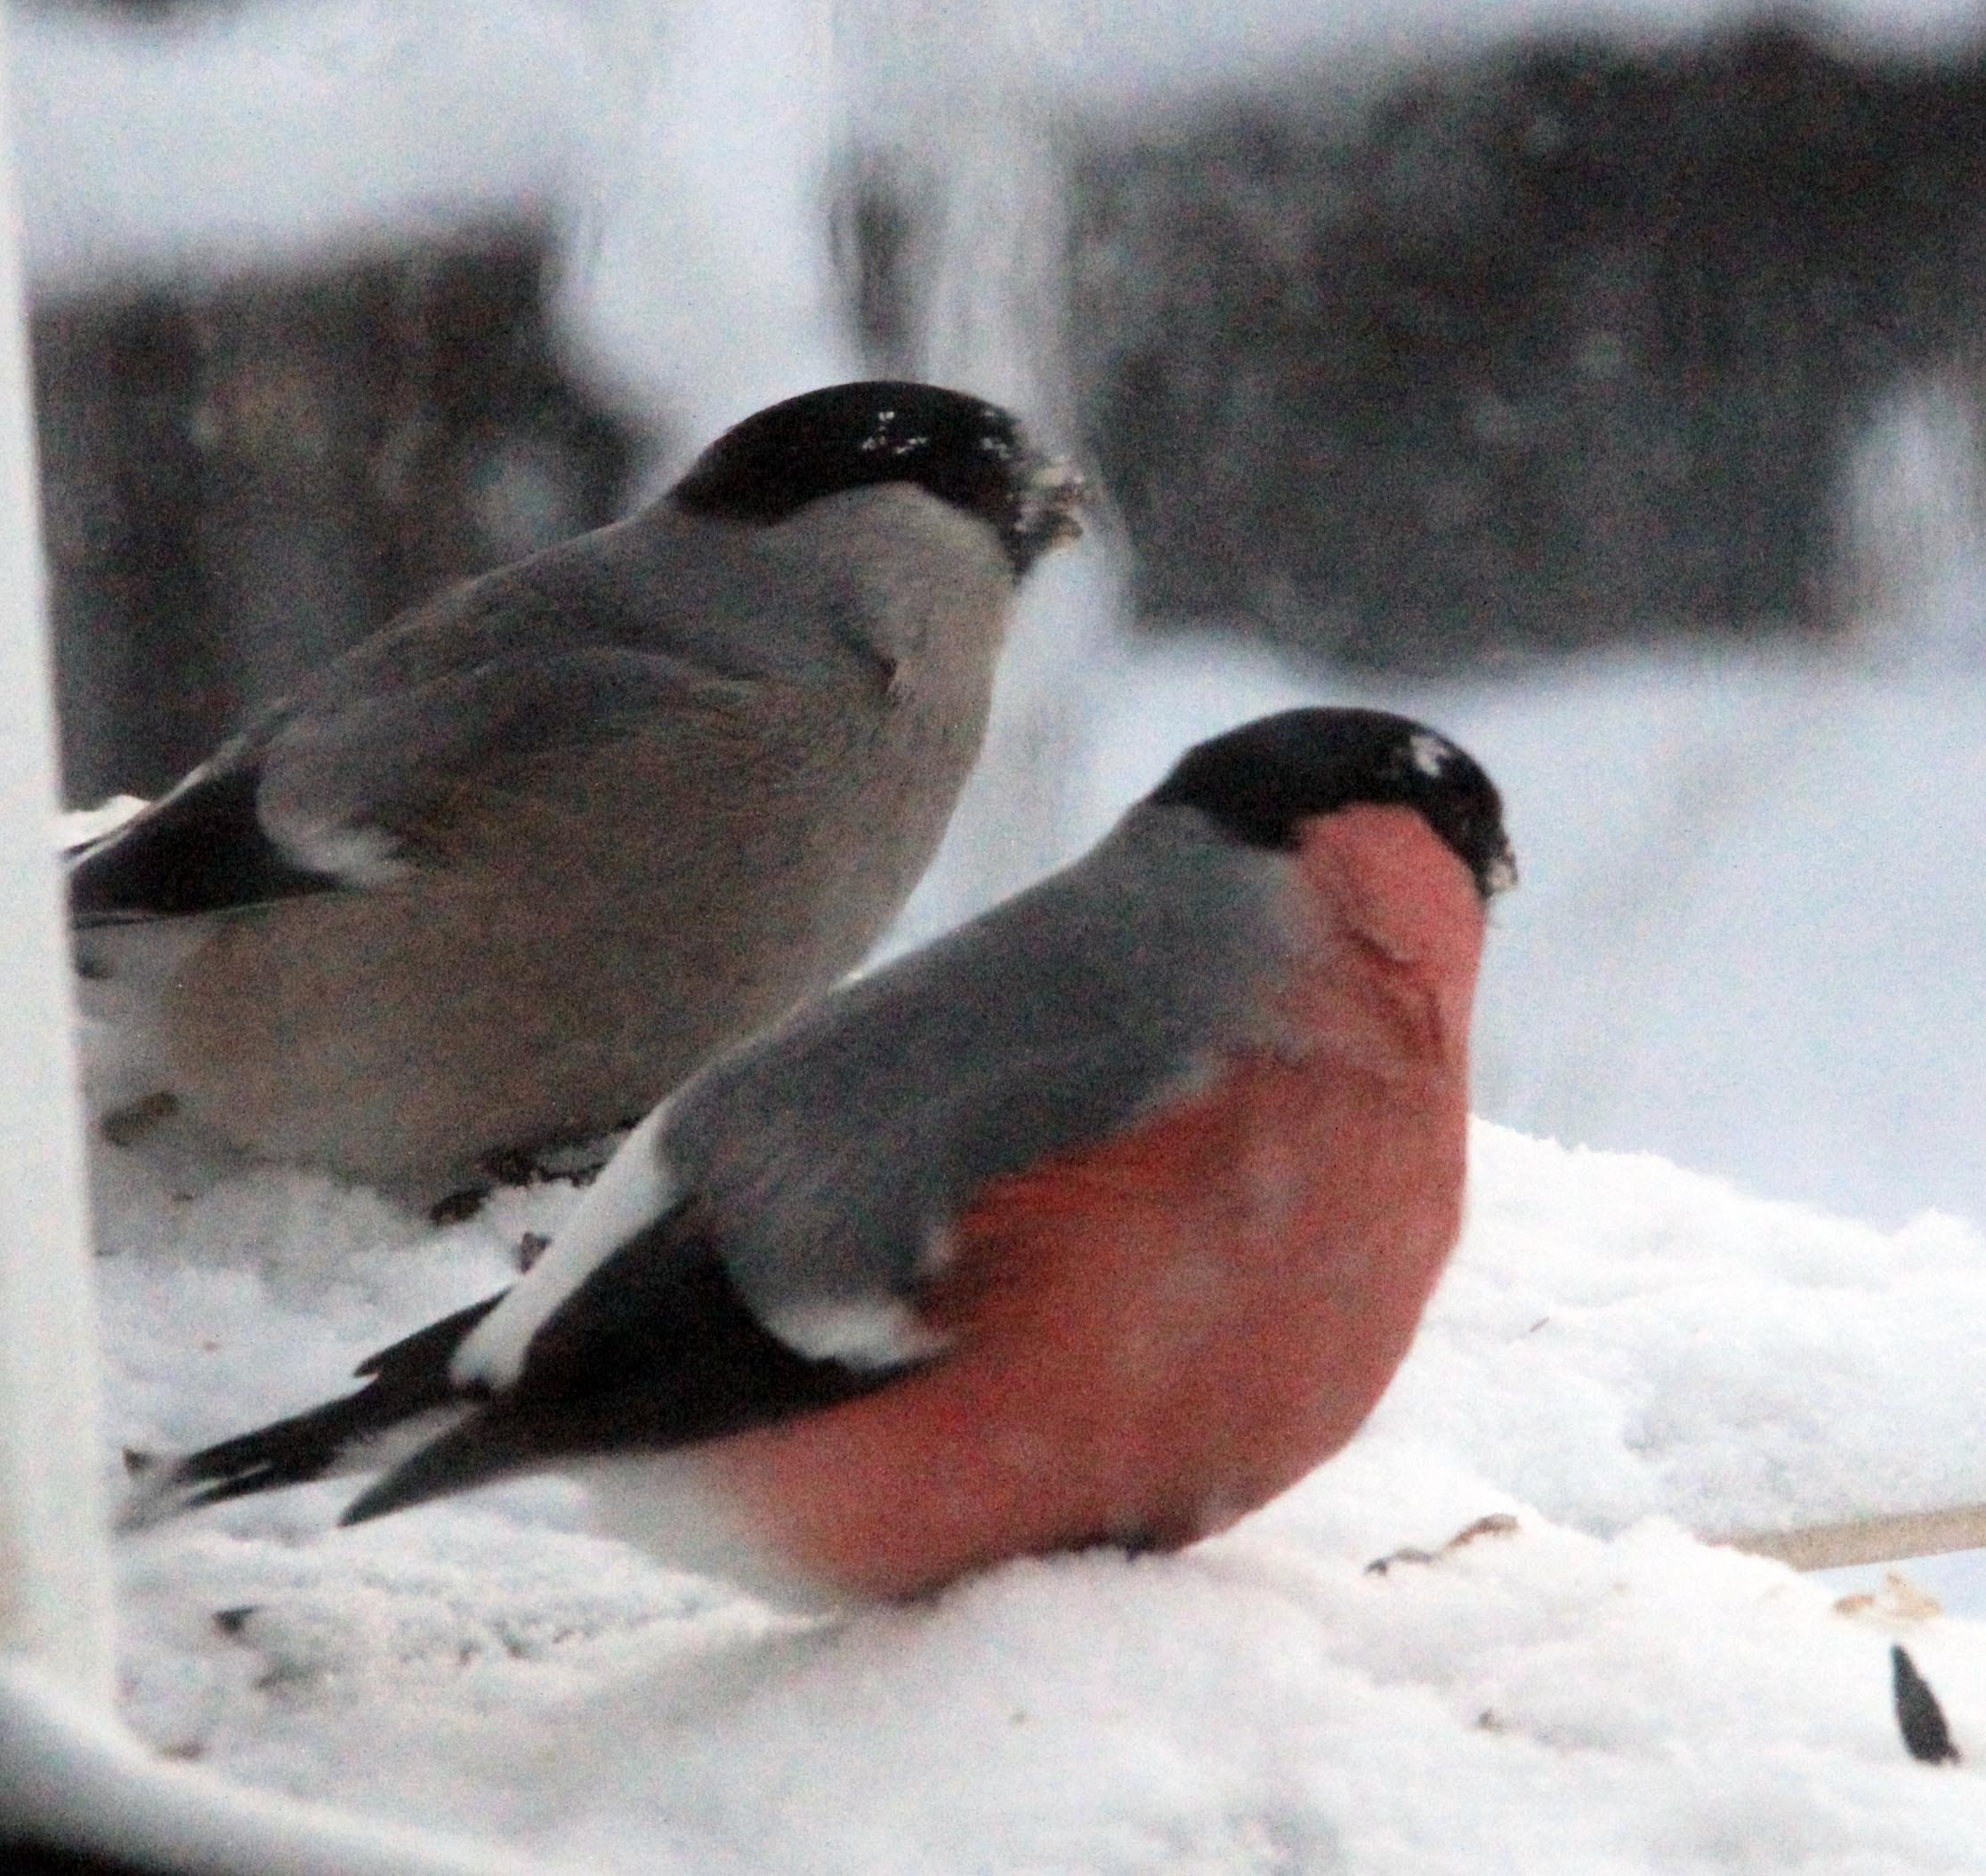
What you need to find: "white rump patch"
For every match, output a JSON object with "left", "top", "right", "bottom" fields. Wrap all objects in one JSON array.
[
  {"left": 759, "top": 1295, "right": 947, "bottom": 1372},
  {"left": 61, "top": 791, "right": 151, "bottom": 849},
  {"left": 569, "top": 1451, "right": 845, "bottom": 1612},
  {"left": 1409, "top": 732, "right": 1452, "bottom": 778},
  {"left": 453, "top": 1101, "right": 679, "bottom": 1393},
  {"left": 270, "top": 813, "right": 409, "bottom": 889}
]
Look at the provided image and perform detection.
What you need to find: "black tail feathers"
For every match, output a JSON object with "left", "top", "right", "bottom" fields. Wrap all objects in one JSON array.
[{"left": 120, "top": 1290, "right": 506, "bottom": 1530}]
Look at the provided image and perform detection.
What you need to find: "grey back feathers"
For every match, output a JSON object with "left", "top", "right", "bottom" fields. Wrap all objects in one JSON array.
[
  {"left": 222, "top": 496, "right": 982, "bottom": 878},
  {"left": 657, "top": 806, "right": 1294, "bottom": 1322}
]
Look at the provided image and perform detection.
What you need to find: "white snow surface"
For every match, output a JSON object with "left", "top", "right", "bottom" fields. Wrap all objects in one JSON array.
[{"left": 96, "top": 1112, "right": 1986, "bottom": 1873}]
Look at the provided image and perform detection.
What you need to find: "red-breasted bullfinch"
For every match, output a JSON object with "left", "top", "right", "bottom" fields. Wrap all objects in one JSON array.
[
  {"left": 69, "top": 382, "right": 1085, "bottom": 1186},
  {"left": 123, "top": 707, "right": 1514, "bottom": 1606}
]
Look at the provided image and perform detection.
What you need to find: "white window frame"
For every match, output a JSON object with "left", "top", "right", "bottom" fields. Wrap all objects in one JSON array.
[{"left": 0, "top": 14, "right": 561, "bottom": 1868}]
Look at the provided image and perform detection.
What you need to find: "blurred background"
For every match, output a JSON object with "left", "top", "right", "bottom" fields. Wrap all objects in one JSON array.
[{"left": 19, "top": 0, "right": 1986, "bottom": 1229}]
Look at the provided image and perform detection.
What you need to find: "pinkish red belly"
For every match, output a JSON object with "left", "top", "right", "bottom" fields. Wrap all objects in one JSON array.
[{"left": 698, "top": 1039, "right": 1468, "bottom": 1601}]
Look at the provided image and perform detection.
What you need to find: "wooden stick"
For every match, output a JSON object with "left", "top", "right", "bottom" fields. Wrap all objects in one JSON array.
[{"left": 1715, "top": 1505, "right": 1986, "bottom": 1572}]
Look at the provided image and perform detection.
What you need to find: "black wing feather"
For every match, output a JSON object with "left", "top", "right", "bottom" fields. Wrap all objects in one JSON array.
[
  {"left": 69, "top": 763, "right": 343, "bottom": 926},
  {"left": 153, "top": 1292, "right": 505, "bottom": 1515},
  {"left": 342, "top": 1219, "right": 891, "bottom": 1525},
  {"left": 141, "top": 1213, "right": 898, "bottom": 1531}
]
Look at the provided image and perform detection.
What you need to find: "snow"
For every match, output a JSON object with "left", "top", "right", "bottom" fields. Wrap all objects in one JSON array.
[
  {"left": 4, "top": 1662, "right": 544, "bottom": 1875},
  {"left": 92, "top": 1115, "right": 1986, "bottom": 1872}
]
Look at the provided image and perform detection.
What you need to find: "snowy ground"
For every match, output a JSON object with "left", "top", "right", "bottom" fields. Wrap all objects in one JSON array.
[{"left": 94, "top": 1112, "right": 1986, "bottom": 1874}]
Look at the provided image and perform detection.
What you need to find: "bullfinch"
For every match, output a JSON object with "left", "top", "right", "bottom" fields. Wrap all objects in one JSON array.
[
  {"left": 122, "top": 707, "right": 1514, "bottom": 1607},
  {"left": 69, "top": 381, "right": 1085, "bottom": 1185}
]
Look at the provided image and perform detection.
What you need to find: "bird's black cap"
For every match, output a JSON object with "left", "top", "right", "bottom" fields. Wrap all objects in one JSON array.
[
  {"left": 1149, "top": 707, "right": 1516, "bottom": 901},
  {"left": 671, "top": 381, "right": 1083, "bottom": 578}
]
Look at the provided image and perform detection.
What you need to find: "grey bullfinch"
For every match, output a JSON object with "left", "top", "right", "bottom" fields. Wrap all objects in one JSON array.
[
  {"left": 69, "top": 381, "right": 1084, "bottom": 1185},
  {"left": 122, "top": 707, "right": 1515, "bottom": 1606}
]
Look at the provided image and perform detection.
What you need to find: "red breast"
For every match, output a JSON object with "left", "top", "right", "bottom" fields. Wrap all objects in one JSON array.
[{"left": 693, "top": 803, "right": 1487, "bottom": 1600}]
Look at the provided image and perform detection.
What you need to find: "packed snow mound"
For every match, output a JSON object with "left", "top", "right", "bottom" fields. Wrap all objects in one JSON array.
[{"left": 97, "top": 1120, "right": 1986, "bottom": 1874}]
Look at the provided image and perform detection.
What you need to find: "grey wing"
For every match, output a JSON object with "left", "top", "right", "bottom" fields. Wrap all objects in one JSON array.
[
  {"left": 69, "top": 740, "right": 340, "bottom": 926},
  {"left": 71, "top": 644, "right": 752, "bottom": 926},
  {"left": 251, "top": 642, "right": 755, "bottom": 870},
  {"left": 669, "top": 806, "right": 1296, "bottom": 1338},
  {"left": 251, "top": 506, "right": 791, "bottom": 871},
  {"left": 72, "top": 509, "right": 765, "bottom": 924}
]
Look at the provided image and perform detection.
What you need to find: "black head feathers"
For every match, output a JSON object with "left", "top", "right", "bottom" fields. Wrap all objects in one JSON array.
[
  {"left": 1150, "top": 708, "right": 1516, "bottom": 901},
  {"left": 671, "top": 381, "right": 1084, "bottom": 578}
]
